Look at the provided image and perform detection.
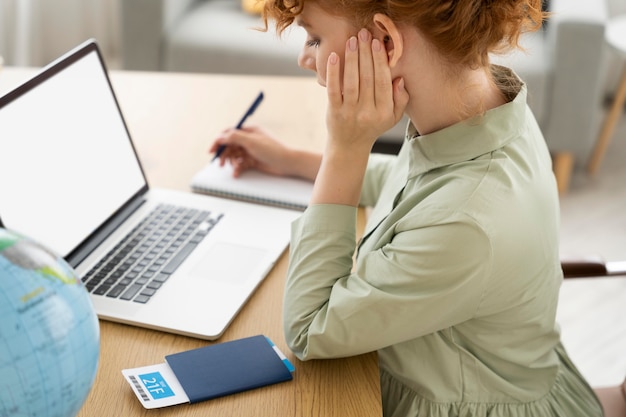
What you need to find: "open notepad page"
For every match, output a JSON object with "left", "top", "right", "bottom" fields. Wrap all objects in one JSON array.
[{"left": 191, "top": 163, "right": 314, "bottom": 211}]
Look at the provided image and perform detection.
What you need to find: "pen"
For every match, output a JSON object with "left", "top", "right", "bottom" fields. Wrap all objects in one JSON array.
[{"left": 212, "top": 91, "right": 265, "bottom": 162}]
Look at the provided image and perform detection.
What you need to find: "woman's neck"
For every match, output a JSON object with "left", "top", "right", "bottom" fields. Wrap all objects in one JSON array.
[
  {"left": 403, "top": 65, "right": 506, "bottom": 135},
  {"left": 394, "top": 26, "right": 507, "bottom": 135}
]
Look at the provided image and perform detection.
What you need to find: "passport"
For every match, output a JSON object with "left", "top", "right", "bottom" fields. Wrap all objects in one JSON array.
[
  {"left": 122, "top": 335, "right": 294, "bottom": 408},
  {"left": 165, "top": 335, "right": 293, "bottom": 403}
]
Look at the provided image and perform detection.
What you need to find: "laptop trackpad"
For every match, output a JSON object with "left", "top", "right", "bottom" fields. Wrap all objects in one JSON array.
[{"left": 190, "top": 242, "right": 268, "bottom": 285}]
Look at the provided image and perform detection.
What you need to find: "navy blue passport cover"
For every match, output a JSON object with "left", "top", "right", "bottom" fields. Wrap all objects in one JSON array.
[{"left": 165, "top": 335, "right": 293, "bottom": 403}]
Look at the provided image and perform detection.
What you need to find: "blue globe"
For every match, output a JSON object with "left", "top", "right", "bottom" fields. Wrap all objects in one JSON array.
[{"left": 0, "top": 228, "right": 100, "bottom": 416}]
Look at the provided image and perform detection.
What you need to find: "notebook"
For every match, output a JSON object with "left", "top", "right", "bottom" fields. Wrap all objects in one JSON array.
[
  {"left": 191, "top": 162, "right": 314, "bottom": 211},
  {"left": 0, "top": 39, "right": 301, "bottom": 340}
]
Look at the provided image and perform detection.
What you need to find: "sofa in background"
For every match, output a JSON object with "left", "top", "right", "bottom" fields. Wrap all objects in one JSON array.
[
  {"left": 121, "top": 0, "right": 308, "bottom": 76},
  {"left": 121, "top": 0, "right": 615, "bottom": 193}
]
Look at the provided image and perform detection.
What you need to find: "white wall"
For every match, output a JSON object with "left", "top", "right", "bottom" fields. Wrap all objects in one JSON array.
[{"left": 0, "top": 0, "right": 121, "bottom": 68}]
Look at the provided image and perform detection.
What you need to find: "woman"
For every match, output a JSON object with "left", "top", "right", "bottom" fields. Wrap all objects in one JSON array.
[{"left": 211, "top": 1, "right": 604, "bottom": 415}]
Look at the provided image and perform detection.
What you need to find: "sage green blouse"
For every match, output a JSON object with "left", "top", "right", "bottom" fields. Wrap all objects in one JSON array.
[{"left": 284, "top": 69, "right": 603, "bottom": 416}]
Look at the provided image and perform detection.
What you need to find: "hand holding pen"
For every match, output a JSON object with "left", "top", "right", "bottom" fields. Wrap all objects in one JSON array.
[
  {"left": 212, "top": 91, "right": 264, "bottom": 162},
  {"left": 209, "top": 92, "right": 321, "bottom": 180}
]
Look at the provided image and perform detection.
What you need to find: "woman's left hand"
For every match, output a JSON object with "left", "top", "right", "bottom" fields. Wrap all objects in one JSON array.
[
  {"left": 325, "top": 28, "right": 409, "bottom": 152},
  {"left": 309, "top": 28, "right": 408, "bottom": 206}
]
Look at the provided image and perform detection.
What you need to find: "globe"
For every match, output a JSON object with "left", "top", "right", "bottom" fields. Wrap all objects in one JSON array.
[{"left": 0, "top": 228, "right": 100, "bottom": 416}]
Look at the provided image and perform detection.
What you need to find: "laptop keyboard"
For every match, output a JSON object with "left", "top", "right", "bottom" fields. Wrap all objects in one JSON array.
[{"left": 82, "top": 204, "right": 222, "bottom": 303}]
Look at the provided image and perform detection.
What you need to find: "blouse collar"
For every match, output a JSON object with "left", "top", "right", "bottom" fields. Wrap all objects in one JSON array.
[{"left": 403, "top": 67, "right": 528, "bottom": 178}]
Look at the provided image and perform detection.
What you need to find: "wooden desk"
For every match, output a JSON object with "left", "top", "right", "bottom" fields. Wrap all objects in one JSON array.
[{"left": 0, "top": 68, "right": 382, "bottom": 416}]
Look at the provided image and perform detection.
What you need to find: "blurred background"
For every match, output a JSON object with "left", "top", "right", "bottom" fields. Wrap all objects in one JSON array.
[{"left": 0, "top": 0, "right": 121, "bottom": 68}]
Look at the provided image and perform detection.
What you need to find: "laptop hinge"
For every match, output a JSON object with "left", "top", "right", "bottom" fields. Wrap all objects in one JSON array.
[{"left": 66, "top": 193, "right": 147, "bottom": 269}]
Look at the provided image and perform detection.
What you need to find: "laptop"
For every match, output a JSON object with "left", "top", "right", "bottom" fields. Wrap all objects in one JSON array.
[{"left": 0, "top": 40, "right": 301, "bottom": 340}]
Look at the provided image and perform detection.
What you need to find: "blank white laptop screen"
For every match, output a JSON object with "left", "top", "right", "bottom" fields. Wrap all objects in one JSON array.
[{"left": 0, "top": 51, "right": 146, "bottom": 257}]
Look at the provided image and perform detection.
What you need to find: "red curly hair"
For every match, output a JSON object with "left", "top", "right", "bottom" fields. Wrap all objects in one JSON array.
[{"left": 263, "top": 0, "right": 546, "bottom": 70}]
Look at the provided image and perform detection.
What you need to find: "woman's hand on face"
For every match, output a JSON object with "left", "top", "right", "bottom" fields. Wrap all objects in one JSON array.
[
  {"left": 325, "top": 28, "right": 409, "bottom": 152},
  {"left": 308, "top": 29, "right": 408, "bottom": 206}
]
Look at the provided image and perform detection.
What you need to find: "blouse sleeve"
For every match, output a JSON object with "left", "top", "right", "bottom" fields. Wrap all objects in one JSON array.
[
  {"left": 359, "top": 153, "right": 397, "bottom": 208},
  {"left": 283, "top": 204, "right": 493, "bottom": 360}
]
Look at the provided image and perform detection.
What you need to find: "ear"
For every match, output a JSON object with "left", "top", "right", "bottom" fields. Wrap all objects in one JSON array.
[{"left": 372, "top": 13, "right": 403, "bottom": 67}]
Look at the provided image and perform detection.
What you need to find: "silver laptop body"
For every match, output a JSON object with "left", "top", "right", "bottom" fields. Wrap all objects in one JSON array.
[{"left": 0, "top": 40, "right": 300, "bottom": 340}]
